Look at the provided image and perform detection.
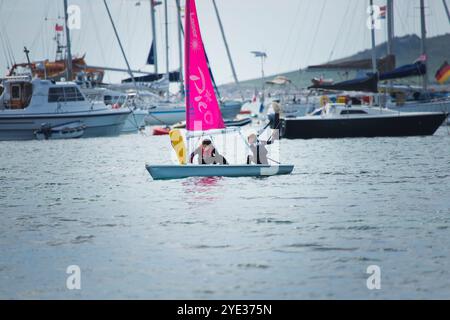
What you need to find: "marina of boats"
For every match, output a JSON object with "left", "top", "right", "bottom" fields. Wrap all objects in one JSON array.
[
  {"left": 0, "top": 0, "right": 449, "bottom": 164},
  {"left": 2, "top": 0, "right": 450, "bottom": 302}
]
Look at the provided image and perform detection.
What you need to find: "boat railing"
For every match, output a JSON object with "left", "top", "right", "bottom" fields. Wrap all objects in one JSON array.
[{"left": 1, "top": 75, "right": 32, "bottom": 82}]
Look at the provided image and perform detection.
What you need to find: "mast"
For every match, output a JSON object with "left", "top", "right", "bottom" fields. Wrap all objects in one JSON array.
[
  {"left": 420, "top": 0, "right": 428, "bottom": 90},
  {"left": 175, "top": 0, "right": 184, "bottom": 95},
  {"left": 211, "top": 0, "right": 244, "bottom": 100},
  {"left": 369, "top": 0, "right": 377, "bottom": 75},
  {"left": 443, "top": 0, "right": 450, "bottom": 24},
  {"left": 150, "top": 0, "right": 159, "bottom": 75},
  {"left": 164, "top": 0, "right": 170, "bottom": 98},
  {"left": 63, "top": 0, "right": 73, "bottom": 80},
  {"left": 386, "top": 0, "right": 394, "bottom": 92},
  {"left": 369, "top": 0, "right": 379, "bottom": 106},
  {"left": 386, "top": 0, "right": 394, "bottom": 57},
  {"left": 103, "top": 0, "right": 137, "bottom": 88}
]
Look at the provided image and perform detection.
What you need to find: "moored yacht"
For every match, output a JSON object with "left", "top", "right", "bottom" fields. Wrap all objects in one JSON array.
[
  {"left": 144, "top": 100, "right": 243, "bottom": 126},
  {"left": 387, "top": 98, "right": 450, "bottom": 126},
  {"left": 81, "top": 86, "right": 147, "bottom": 133},
  {"left": 280, "top": 103, "right": 447, "bottom": 139},
  {"left": 0, "top": 76, "right": 130, "bottom": 140}
]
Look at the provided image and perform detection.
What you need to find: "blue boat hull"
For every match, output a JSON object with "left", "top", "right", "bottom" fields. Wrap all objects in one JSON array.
[{"left": 146, "top": 164, "right": 294, "bottom": 180}]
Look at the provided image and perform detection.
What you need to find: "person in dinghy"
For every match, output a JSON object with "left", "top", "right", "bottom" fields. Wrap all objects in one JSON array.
[
  {"left": 190, "top": 139, "right": 228, "bottom": 165},
  {"left": 246, "top": 131, "right": 279, "bottom": 165}
]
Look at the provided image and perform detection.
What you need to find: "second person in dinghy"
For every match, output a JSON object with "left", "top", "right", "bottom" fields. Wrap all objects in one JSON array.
[
  {"left": 190, "top": 139, "right": 228, "bottom": 165},
  {"left": 246, "top": 132, "right": 278, "bottom": 165}
]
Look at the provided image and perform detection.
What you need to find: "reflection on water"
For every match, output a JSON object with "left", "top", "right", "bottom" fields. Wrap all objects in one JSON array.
[{"left": 0, "top": 128, "right": 450, "bottom": 299}]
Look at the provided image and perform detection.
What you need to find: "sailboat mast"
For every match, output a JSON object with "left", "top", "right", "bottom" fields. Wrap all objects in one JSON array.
[
  {"left": 443, "top": 0, "right": 450, "bottom": 25},
  {"left": 150, "top": 0, "right": 159, "bottom": 75},
  {"left": 164, "top": 0, "right": 170, "bottom": 98},
  {"left": 386, "top": 0, "right": 395, "bottom": 92},
  {"left": 369, "top": 0, "right": 379, "bottom": 106},
  {"left": 211, "top": 0, "right": 244, "bottom": 100},
  {"left": 387, "top": 0, "right": 394, "bottom": 56},
  {"left": 103, "top": 0, "right": 137, "bottom": 88},
  {"left": 369, "top": 0, "right": 377, "bottom": 74},
  {"left": 175, "top": 0, "right": 184, "bottom": 95},
  {"left": 63, "top": 0, "right": 73, "bottom": 80},
  {"left": 420, "top": 0, "right": 428, "bottom": 91}
]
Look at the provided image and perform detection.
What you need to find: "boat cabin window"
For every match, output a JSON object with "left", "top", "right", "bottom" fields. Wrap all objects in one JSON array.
[
  {"left": 340, "top": 109, "right": 368, "bottom": 115},
  {"left": 48, "top": 87, "right": 64, "bottom": 102},
  {"left": 104, "top": 95, "right": 126, "bottom": 106},
  {"left": 48, "top": 86, "right": 85, "bottom": 103},
  {"left": 11, "top": 85, "right": 21, "bottom": 99},
  {"left": 64, "top": 87, "right": 85, "bottom": 102},
  {"left": 5, "top": 81, "right": 33, "bottom": 109}
]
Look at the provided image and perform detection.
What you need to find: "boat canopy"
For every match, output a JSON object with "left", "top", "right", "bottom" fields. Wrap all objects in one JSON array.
[
  {"left": 379, "top": 61, "right": 427, "bottom": 81},
  {"left": 266, "top": 76, "right": 292, "bottom": 86},
  {"left": 122, "top": 71, "right": 181, "bottom": 83},
  {"left": 308, "top": 73, "right": 379, "bottom": 93},
  {"left": 308, "top": 55, "right": 396, "bottom": 74}
]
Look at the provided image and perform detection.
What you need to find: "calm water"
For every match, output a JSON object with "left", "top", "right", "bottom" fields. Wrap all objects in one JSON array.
[{"left": 1, "top": 127, "right": 450, "bottom": 299}]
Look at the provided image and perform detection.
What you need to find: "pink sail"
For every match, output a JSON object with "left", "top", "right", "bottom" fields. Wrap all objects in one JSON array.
[{"left": 185, "top": 0, "right": 225, "bottom": 132}]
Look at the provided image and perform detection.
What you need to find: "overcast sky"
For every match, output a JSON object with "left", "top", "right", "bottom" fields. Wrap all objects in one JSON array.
[{"left": 1, "top": 0, "right": 449, "bottom": 84}]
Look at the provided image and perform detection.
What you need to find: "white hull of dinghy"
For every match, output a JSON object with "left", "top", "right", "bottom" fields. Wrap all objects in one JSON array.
[{"left": 146, "top": 164, "right": 294, "bottom": 180}]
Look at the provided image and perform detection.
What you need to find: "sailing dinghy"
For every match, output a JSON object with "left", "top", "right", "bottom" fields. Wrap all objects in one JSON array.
[{"left": 145, "top": 0, "right": 293, "bottom": 181}]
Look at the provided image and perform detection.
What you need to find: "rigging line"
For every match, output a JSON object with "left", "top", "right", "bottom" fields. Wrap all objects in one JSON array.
[
  {"left": 288, "top": 0, "right": 312, "bottom": 70},
  {"left": 354, "top": 0, "right": 368, "bottom": 58},
  {"left": 394, "top": 1, "right": 415, "bottom": 54},
  {"left": 30, "top": 3, "right": 51, "bottom": 54},
  {"left": 305, "top": 0, "right": 327, "bottom": 67},
  {"left": 0, "top": 34, "right": 12, "bottom": 69},
  {"left": 294, "top": 0, "right": 314, "bottom": 70},
  {"left": 276, "top": 0, "right": 303, "bottom": 73},
  {"left": 428, "top": 4, "right": 440, "bottom": 38},
  {"left": 327, "top": 0, "right": 353, "bottom": 63},
  {"left": 87, "top": 0, "right": 110, "bottom": 82},
  {"left": 4, "top": 31, "right": 16, "bottom": 65},
  {"left": 0, "top": 11, "right": 14, "bottom": 66},
  {"left": 127, "top": 1, "right": 142, "bottom": 63},
  {"left": 341, "top": 0, "right": 360, "bottom": 61},
  {"left": 106, "top": 0, "right": 126, "bottom": 71}
]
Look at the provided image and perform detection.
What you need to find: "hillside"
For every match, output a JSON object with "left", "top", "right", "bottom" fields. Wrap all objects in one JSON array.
[{"left": 223, "top": 33, "right": 450, "bottom": 92}]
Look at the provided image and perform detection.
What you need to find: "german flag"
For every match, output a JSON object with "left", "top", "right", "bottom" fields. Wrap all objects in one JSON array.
[{"left": 435, "top": 61, "right": 450, "bottom": 84}]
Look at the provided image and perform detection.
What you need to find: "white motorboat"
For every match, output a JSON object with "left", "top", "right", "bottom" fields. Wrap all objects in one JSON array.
[
  {"left": 0, "top": 76, "right": 130, "bottom": 141},
  {"left": 81, "top": 86, "right": 147, "bottom": 133}
]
